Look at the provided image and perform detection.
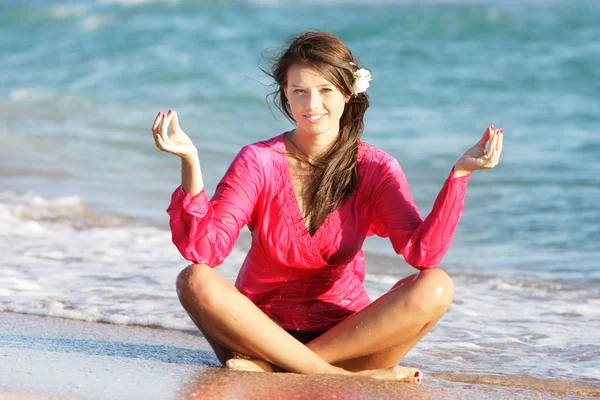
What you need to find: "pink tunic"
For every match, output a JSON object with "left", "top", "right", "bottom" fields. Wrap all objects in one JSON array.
[{"left": 167, "top": 133, "right": 471, "bottom": 331}]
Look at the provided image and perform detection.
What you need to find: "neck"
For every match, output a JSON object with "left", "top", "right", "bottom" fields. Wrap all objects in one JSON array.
[{"left": 287, "top": 128, "right": 338, "bottom": 159}]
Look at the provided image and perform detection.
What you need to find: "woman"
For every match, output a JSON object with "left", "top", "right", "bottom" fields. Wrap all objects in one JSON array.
[{"left": 152, "top": 31, "right": 503, "bottom": 383}]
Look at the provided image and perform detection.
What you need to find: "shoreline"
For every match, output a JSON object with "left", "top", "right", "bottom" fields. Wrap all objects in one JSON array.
[{"left": 2, "top": 312, "right": 598, "bottom": 399}]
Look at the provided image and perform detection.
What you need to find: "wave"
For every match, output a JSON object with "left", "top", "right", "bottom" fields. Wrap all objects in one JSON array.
[
  {"left": 98, "top": 0, "right": 179, "bottom": 6},
  {"left": 1, "top": 190, "right": 599, "bottom": 385},
  {"left": 50, "top": 5, "right": 88, "bottom": 19},
  {"left": 0, "top": 191, "right": 139, "bottom": 230},
  {"left": 0, "top": 190, "right": 244, "bottom": 332},
  {"left": 434, "top": 373, "right": 600, "bottom": 398}
]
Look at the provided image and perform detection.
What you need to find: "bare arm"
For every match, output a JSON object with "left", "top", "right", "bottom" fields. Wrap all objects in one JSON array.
[{"left": 152, "top": 109, "right": 204, "bottom": 196}]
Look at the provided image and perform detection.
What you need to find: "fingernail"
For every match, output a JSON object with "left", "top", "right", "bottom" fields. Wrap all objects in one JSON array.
[
  {"left": 491, "top": 125, "right": 494, "bottom": 130},
  {"left": 168, "top": 109, "right": 172, "bottom": 115},
  {"left": 416, "top": 377, "right": 421, "bottom": 383},
  {"left": 414, "top": 371, "right": 420, "bottom": 377},
  {"left": 500, "top": 129, "right": 504, "bottom": 133},
  {"left": 157, "top": 111, "right": 161, "bottom": 116}
]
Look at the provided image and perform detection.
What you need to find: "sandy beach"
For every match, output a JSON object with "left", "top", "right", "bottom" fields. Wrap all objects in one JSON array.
[
  {"left": 1, "top": 312, "right": 597, "bottom": 399},
  {"left": 2, "top": 0, "right": 600, "bottom": 397}
]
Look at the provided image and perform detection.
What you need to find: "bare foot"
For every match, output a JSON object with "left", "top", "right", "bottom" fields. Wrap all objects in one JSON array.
[
  {"left": 225, "top": 357, "right": 281, "bottom": 373},
  {"left": 226, "top": 358, "right": 421, "bottom": 384},
  {"left": 357, "top": 366, "right": 422, "bottom": 384}
]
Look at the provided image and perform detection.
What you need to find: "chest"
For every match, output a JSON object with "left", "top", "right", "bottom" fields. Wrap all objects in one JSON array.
[
  {"left": 255, "top": 156, "right": 368, "bottom": 266},
  {"left": 287, "top": 157, "right": 312, "bottom": 232}
]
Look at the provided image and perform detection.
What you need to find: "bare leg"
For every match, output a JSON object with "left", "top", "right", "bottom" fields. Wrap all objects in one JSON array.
[
  {"left": 313, "top": 268, "right": 454, "bottom": 370},
  {"left": 176, "top": 264, "right": 350, "bottom": 376},
  {"left": 228, "top": 268, "right": 453, "bottom": 384},
  {"left": 176, "top": 264, "right": 450, "bottom": 382}
]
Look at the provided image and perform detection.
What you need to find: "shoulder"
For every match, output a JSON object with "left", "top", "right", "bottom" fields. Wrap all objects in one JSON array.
[
  {"left": 357, "top": 140, "right": 402, "bottom": 175},
  {"left": 225, "top": 133, "right": 285, "bottom": 189},
  {"left": 233, "top": 133, "right": 285, "bottom": 165},
  {"left": 356, "top": 141, "right": 410, "bottom": 199}
]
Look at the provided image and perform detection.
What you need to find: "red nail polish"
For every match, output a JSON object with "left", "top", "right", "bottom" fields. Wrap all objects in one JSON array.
[
  {"left": 417, "top": 378, "right": 421, "bottom": 383},
  {"left": 414, "top": 371, "right": 420, "bottom": 377},
  {"left": 168, "top": 109, "right": 172, "bottom": 115},
  {"left": 157, "top": 111, "right": 161, "bottom": 116}
]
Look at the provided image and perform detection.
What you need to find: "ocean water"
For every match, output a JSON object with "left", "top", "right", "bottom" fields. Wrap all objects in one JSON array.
[{"left": 1, "top": 0, "right": 599, "bottom": 396}]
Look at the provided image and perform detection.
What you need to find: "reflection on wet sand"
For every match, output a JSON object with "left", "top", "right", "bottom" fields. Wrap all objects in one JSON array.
[{"left": 176, "top": 367, "right": 585, "bottom": 400}]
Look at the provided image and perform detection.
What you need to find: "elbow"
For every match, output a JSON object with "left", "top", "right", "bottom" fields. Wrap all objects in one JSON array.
[{"left": 402, "top": 249, "right": 444, "bottom": 270}]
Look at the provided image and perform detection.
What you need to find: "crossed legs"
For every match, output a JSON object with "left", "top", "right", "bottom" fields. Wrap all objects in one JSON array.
[{"left": 176, "top": 264, "right": 454, "bottom": 383}]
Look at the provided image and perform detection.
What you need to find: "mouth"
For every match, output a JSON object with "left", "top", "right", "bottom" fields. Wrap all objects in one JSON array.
[{"left": 304, "top": 113, "right": 326, "bottom": 123}]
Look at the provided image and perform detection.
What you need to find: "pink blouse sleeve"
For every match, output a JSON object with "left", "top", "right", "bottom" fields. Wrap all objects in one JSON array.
[
  {"left": 370, "top": 158, "right": 471, "bottom": 269},
  {"left": 166, "top": 145, "right": 262, "bottom": 267}
]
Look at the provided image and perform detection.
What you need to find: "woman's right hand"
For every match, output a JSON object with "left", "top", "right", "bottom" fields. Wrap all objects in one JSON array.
[{"left": 152, "top": 110, "right": 198, "bottom": 161}]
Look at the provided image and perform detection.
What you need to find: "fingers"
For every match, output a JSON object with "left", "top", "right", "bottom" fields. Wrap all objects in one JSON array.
[
  {"left": 152, "top": 110, "right": 179, "bottom": 150},
  {"left": 155, "top": 129, "right": 171, "bottom": 153},
  {"left": 152, "top": 111, "right": 164, "bottom": 149},
  {"left": 485, "top": 129, "right": 499, "bottom": 158},
  {"left": 152, "top": 111, "right": 162, "bottom": 132},
  {"left": 160, "top": 110, "right": 174, "bottom": 142},
  {"left": 152, "top": 109, "right": 176, "bottom": 152},
  {"left": 484, "top": 128, "right": 503, "bottom": 168},
  {"left": 477, "top": 125, "right": 494, "bottom": 147},
  {"left": 496, "top": 128, "right": 504, "bottom": 156},
  {"left": 170, "top": 110, "right": 180, "bottom": 133},
  {"left": 492, "top": 128, "right": 503, "bottom": 166}
]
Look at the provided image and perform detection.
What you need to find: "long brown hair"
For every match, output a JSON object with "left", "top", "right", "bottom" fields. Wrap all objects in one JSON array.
[{"left": 265, "top": 31, "right": 370, "bottom": 235}]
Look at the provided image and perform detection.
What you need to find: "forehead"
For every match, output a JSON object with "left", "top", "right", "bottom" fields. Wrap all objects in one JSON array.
[{"left": 286, "top": 63, "right": 333, "bottom": 86}]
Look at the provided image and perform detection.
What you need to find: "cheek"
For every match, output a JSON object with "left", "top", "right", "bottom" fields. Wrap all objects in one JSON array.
[
  {"left": 330, "top": 97, "right": 346, "bottom": 115},
  {"left": 289, "top": 101, "right": 302, "bottom": 115},
  {"left": 288, "top": 101, "right": 306, "bottom": 122}
]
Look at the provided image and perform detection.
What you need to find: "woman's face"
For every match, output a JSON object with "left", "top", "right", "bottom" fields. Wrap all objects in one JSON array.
[{"left": 284, "top": 63, "right": 348, "bottom": 142}]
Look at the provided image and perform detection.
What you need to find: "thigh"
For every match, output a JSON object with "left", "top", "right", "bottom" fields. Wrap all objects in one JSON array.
[
  {"left": 306, "top": 269, "right": 453, "bottom": 371},
  {"left": 331, "top": 315, "right": 442, "bottom": 371}
]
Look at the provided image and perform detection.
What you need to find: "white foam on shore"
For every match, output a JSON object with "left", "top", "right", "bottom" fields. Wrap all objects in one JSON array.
[
  {"left": 1, "top": 191, "right": 599, "bottom": 383},
  {"left": 0, "top": 191, "right": 244, "bottom": 333},
  {"left": 364, "top": 268, "right": 600, "bottom": 380}
]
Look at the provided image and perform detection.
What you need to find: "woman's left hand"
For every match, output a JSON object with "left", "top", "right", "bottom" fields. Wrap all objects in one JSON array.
[{"left": 453, "top": 125, "right": 503, "bottom": 177}]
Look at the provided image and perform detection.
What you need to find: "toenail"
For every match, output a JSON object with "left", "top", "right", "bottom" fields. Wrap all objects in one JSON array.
[
  {"left": 416, "top": 377, "right": 421, "bottom": 384},
  {"left": 414, "top": 371, "right": 420, "bottom": 377}
]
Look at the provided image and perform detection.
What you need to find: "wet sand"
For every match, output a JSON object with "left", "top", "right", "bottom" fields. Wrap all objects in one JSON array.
[{"left": 0, "top": 312, "right": 594, "bottom": 399}]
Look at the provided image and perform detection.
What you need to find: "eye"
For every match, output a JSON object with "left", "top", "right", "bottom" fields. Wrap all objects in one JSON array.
[
  {"left": 320, "top": 87, "right": 333, "bottom": 93},
  {"left": 293, "top": 89, "right": 306, "bottom": 94}
]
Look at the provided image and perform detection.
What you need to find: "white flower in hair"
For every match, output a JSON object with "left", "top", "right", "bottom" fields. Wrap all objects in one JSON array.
[{"left": 350, "top": 62, "right": 372, "bottom": 95}]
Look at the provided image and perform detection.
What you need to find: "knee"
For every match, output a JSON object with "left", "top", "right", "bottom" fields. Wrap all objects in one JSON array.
[
  {"left": 407, "top": 268, "right": 454, "bottom": 315},
  {"left": 175, "top": 263, "right": 219, "bottom": 307}
]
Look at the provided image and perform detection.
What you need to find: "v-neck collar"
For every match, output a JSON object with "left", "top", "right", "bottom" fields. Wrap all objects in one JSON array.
[{"left": 275, "top": 133, "right": 334, "bottom": 267}]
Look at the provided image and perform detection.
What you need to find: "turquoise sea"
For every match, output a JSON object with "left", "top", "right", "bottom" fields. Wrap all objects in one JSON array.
[{"left": 1, "top": 0, "right": 599, "bottom": 397}]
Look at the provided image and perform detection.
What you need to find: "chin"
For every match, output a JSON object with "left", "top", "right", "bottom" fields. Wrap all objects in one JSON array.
[{"left": 299, "top": 124, "right": 335, "bottom": 138}]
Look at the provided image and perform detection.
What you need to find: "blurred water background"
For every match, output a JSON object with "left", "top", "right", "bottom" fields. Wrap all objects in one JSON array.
[{"left": 1, "top": 0, "right": 599, "bottom": 396}]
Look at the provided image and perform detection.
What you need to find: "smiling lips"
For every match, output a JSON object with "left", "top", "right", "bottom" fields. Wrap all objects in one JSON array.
[{"left": 304, "top": 113, "right": 326, "bottom": 123}]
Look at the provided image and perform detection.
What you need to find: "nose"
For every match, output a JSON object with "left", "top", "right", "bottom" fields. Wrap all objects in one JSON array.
[{"left": 307, "top": 91, "right": 322, "bottom": 110}]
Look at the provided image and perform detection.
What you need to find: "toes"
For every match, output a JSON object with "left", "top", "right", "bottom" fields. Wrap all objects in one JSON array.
[
  {"left": 225, "top": 358, "right": 239, "bottom": 370},
  {"left": 392, "top": 366, "right": 422, "bottom": 384},
  {"left": 225, "top": 358, "right": 269, "bottom": 372},
  {"left": 412, "top": 369, "right": 422, "bottom": 384},
  {"left": 226, "top": 358, "right": 256, "bottom": 371}
]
